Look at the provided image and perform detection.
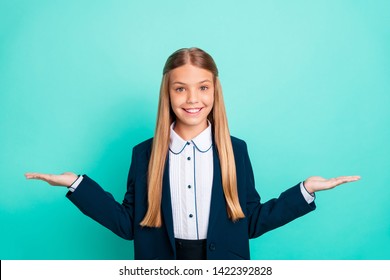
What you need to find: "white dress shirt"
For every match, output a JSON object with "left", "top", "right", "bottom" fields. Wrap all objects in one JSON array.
[
  {"left": 69, "top": 123, "right": 315, "bottom": 240},
  {"left": 169, "top": 122, "right": 214, "bottom": 240}
]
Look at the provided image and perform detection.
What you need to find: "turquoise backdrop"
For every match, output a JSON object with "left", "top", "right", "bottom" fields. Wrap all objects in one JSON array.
[{"left": 1, "top": 0, "right": 389, "bottom": 260}]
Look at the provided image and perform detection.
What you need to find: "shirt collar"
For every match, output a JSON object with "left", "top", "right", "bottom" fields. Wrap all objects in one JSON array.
[{"left": 169, "top": 121, "right": 213, "bottom": 154}]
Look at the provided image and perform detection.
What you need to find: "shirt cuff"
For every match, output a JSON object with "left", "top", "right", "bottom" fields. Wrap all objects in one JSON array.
[
  {"left": 300, "top": 181, "right": 315, "bottom": 204},
  {"left": 68, "top": 175, "right": 84, "bottom": 192}
]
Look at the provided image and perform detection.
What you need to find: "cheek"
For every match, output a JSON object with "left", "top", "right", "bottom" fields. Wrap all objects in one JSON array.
[
  {"left": 204, "top": 92, "right": 214, "bottom": 106},
  {"left": 169, "top": 93, "right": 183, "bottom": 110},
  {"left": 169, "top": 91, "right": 177, "bottom": 105}
]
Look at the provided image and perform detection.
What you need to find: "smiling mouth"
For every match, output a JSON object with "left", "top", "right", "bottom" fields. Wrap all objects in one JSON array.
[{"left": 183, "top": 108, "right": 202, "bottom": 113}]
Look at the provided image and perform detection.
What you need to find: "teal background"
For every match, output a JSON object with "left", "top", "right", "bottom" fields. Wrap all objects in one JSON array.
[{"left": 1, "top": 0, "right": 389, "bottom": 260}]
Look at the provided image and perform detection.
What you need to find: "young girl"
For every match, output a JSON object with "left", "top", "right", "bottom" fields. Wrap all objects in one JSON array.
[{"left": 25, "top": 47, "right": 360, "bottom": 260}]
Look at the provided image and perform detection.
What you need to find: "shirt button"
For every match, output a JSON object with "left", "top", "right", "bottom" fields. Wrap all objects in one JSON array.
[
  {"left": 189, "top": 214, "right": 193, "bottom": 218},
  {"left": 187, "top": 157, "right": 191, "bottom": 161},
  {"left": 187, "top": 185, "right": 191, "bottom": 189},
  {"left": 209, "top": 243, "right": 216, "bottom": 251},
  {"left": 187, "top": 142, "right": 191, "bottom": 145}
]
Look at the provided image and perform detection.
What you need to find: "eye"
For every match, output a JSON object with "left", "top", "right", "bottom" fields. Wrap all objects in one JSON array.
[
  {"left": 200, "top": 86, "right": 208, "bottom": 91},
  {"left": 175, "top": 87, "right": 185, "bottom": 92}
]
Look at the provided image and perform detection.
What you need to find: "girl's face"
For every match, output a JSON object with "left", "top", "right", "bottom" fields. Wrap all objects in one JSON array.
[{"left": 169, "top": 63, "right": 214, "bottom": 140}]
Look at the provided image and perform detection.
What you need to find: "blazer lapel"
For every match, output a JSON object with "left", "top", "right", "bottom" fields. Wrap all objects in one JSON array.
[
  {"left": 207, "top": 145, "right": 225, "bottom": 237},
  {"left": 161, "top": 153, "right": 176, "bottom": 254}
]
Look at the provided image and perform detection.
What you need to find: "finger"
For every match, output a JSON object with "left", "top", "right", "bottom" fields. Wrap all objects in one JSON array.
[
  {"left": 25, "top": 173, "right": 51, "bottom": 181},
  {"left": 330, "top": 178, "right": 360, "bottom": 188},
  {"left": 25, "top": 172, "right": 43, "bottom": 179},
  {"left": 335, "top": 176, "right": 361, "bottom": 180},
  {"left": 349, "top": 176, "right": 361, "bottom": 180},
  {"left": 321, "top": 178, "right": 348, "bottom": 188},
  {"left": 336, "top": 177, "right": 361, "bottom": 183}
]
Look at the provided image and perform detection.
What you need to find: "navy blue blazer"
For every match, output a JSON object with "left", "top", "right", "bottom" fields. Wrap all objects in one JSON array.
[{"left": 67, "top": 136, "right": 316, "bottom": 259}]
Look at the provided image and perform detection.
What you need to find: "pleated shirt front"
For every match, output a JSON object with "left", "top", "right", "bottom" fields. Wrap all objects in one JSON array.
[{"left": 169, "top": 123, "right": 213, "bottom": 240}]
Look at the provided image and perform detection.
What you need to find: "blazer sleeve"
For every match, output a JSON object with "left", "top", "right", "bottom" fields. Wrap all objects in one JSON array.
[
  {"left": 242, "top": 142, "right": 316, "bottom": 239},
  {"left": 66, "top": 148, "right": 137, "bottom": 240}
]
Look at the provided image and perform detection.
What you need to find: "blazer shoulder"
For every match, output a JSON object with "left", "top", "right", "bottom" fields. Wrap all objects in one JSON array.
[
  {"left": 230, "top": 135, "right": 248, "bottom": 152},
  {"left": 133, "top": 137, "right": 153, "bottom": 155}
]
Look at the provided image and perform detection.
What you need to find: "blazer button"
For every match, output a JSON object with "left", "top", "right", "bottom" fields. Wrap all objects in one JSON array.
[{"left": 209, "top": 243, "right": 216, "bottom": 251}]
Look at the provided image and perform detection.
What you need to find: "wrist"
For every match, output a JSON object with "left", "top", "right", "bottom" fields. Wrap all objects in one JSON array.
[
  {"left": 303, "top": 180, "right": 314, "bottom": 194},
  {"left": 67, "top": 174, "right": 80, "bottom": 187}
]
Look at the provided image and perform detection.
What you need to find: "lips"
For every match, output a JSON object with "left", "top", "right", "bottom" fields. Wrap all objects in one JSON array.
[{"left": 183, "top": 108, "right": 202, "bottom": 114}]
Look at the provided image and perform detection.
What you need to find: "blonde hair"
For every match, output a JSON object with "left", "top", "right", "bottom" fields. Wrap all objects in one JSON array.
[{"left": 140, "top": 48, "right": 245, "bottom": 227}]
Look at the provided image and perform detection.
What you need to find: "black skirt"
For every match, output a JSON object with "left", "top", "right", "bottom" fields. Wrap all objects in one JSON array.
[{"left": 175, "top": 238, "right": 207, "bottom": 260}]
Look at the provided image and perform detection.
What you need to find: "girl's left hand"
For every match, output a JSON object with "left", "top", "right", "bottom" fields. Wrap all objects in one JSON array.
[{"left": 304, "top": 175, "right": 361, "bottom": 194}]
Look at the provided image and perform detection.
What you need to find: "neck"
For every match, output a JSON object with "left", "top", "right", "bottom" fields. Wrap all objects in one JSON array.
[{"left": 173, "top": 122, "right": 208, "bottom": 141}]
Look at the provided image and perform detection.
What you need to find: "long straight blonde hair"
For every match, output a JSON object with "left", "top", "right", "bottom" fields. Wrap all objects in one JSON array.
[{"left": 140, "top": 48, "right": 245, "bottom": 227}]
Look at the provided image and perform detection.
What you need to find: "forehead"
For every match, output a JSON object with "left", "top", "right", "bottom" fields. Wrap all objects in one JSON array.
[{"left": 169, "top": 64, "right": 213, "bottom": 84}]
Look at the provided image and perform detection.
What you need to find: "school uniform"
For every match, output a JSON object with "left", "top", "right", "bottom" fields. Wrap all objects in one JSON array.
[{"left": 66, "top": 123, "right": 316, "bottom": 260}]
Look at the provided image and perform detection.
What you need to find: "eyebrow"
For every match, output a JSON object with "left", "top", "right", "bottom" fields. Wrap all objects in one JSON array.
[{"left": 172, "top": 79, "right": 212, "bottom": 85}]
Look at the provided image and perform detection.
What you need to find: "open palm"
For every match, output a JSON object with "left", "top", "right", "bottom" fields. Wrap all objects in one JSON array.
[
  {"left": 25, "top": 172, "right": 78, "bottom": 187},
  {"left": 304, "top": 175, "right": 361, "bottom": 193}
]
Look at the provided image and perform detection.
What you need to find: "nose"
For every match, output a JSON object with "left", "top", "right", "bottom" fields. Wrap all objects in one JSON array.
[{"left": 186, "top": 88, "right": 199, "bottom": 104}]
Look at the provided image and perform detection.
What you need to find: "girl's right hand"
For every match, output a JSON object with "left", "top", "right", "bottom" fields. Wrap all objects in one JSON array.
[{"left": 25, "top": 172, "right": 78, "bottom": 187}]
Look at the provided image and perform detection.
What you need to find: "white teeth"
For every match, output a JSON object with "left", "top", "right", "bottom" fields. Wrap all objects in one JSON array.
[{"left": 184, "top": 108, "right": 201, "bottom": 113}]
